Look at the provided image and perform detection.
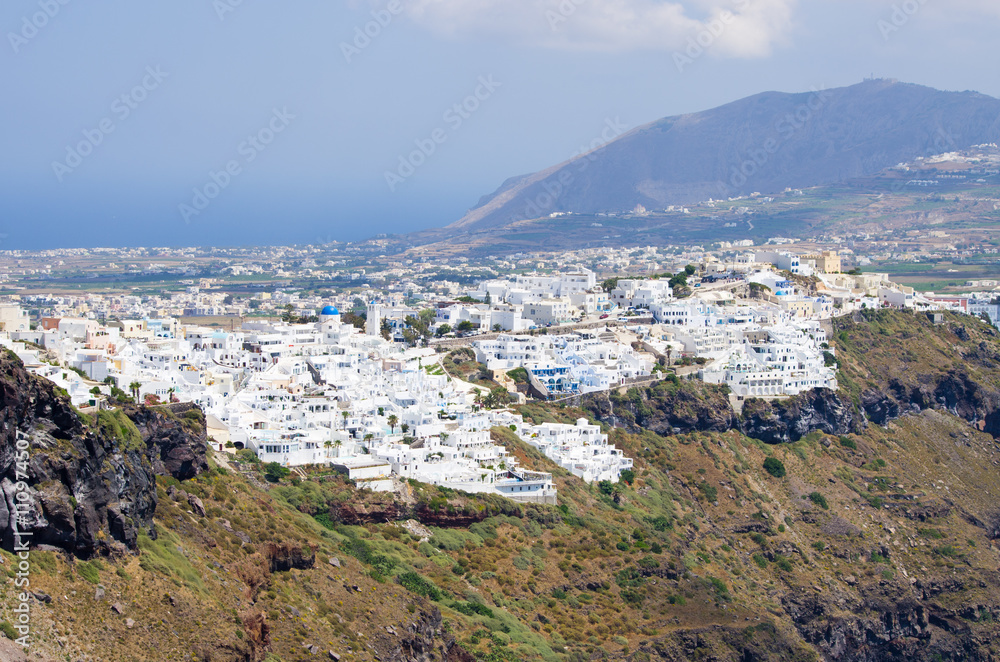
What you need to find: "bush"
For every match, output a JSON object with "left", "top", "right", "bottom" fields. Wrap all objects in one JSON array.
[
  {"left": 808, "top": 492, "right": 829, "bottom": 510},
  {"left": 450, "top": 601, "right": 494, "bottom": 618},
  {"left": 706, "top": 576, "right": 730, "bottom": 600},
  {"left": 263, "top": 462, "right": 291, "bottom": 483},
  {"left": 619, "top": 469, "right": 636, "bottom": 486},
  {"left": 397, "top": 571, "right": 441, "bottom": 600},
  {"left": 763, "top": 457, "right": 786, "bottom": 478},
  {"left": 698, "top": 482, "right": 718, "bottom": 502},
  {"left": 752, "top": 553, "right": 768, "bottom": 568},
  {"left": 839, "top": 436, "right": 857, "bottom": 450},
  {"left": 76, "top": 561, "right": 101, "bottom": 584},
  {"left": 0, "top": 621, "right": 17, "bottom": 640}
]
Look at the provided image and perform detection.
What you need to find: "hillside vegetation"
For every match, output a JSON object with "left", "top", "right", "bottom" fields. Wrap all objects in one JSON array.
[{"left": 4, "top": 310, "right": 1000, "bottom": 661}]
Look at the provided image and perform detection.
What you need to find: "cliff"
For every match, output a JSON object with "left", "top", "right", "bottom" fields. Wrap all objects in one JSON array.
[{"left": 0, "top": 351, "right": 207, "bottom": 558}]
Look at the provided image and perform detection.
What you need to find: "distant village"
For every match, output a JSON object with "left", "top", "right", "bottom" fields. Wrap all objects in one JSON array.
[{"left": 0, "top": 245, "right": 996, "bottom": 505}]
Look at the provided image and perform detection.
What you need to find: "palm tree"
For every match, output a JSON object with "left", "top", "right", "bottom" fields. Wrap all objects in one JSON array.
[
  {"left": 128, "top": 381, "right": 141, "bottom": 402},
  {"left": 341, "top": 410, "right": 349, "bottom": 429},
  {"left": 387, "top": 414, "right": 399, "bottom": 434}
]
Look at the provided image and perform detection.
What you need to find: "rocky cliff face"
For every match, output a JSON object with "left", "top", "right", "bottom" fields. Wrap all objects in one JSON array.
[
  {"left": 739, "top": 388, "right": 864, "bottom": 443},
  {"left": 782, "top": 581, "right": 1000, "bottom": 662},
  {"left": 583, "top": 380, "right": 737, "bottom": 436},
  {"left": 0, "top": 352, "right": 207, "bottom": 558}
]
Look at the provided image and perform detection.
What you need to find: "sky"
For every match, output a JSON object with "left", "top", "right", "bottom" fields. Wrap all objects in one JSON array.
[{"left": 2, "top": 0, "right": 999, "bottom": 249}]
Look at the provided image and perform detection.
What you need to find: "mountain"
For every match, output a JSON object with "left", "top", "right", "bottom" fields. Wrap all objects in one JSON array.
[{"left": 449, "top": 79, "right": 1000, "bottom": 234}]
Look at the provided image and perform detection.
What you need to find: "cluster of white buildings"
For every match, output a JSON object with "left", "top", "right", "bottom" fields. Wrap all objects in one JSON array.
[
  {"left": 518, "top": 418, "right": 633, "bottom": 483},
  {"left": 0, "top": 304, "right": 631, "bottom": 504},
  {"left": 0, "top": 245, "right": 981, "bottom": 504},
  {"left": 474, "top": 330, "right": 654, "bottom": 397}
]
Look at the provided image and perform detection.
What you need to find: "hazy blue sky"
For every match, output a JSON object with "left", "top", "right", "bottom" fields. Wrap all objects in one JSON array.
[{"left": 2, "top": 0, "right": 999, "bottom": 248}]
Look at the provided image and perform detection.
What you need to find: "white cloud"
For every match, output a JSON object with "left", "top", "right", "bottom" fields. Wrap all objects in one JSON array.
[{"left": 394, "top": 0, "right": 797, "bottom": 56}]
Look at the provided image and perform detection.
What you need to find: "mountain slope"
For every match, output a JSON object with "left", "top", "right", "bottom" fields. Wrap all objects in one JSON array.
[
  {"left": 450, "top": 79, "right": 1000, "bottom": 233},
  {"left": 7, "top": 311, "right": 1000, "bottom": 660}
]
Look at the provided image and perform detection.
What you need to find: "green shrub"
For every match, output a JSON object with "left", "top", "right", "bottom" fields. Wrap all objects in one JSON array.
[
  {"left": 706, "top": 576, "right": 730, "bottom": 600},
  {"left": 397, "top": 572, "right": 441, "bottom": 600},
  {"left": 763, "top": 457, "right": 786, "bottom": 478},
  {"left": 263, "top": 462, "right": 290, "bottom": 483},
  {"left": 808, "top": 492, "right": 829, "bottom": 510},
  {"left": 839, "top": 436, "right": 857, "bottom": 450},
  {"left": 76, "top": 561, "right": 101, "bottom": 584},
  {"left": 698, "top": 482, "right": 718, "bottom": 502},
  {"left": 752, "top": 553, "right": 768, "bottom": 568},
  {"left": 450, "top": 601, "right": 494, "bottom": 618},
  {"left": 0, "top": 621, "right": 17, "bottom": 640}
]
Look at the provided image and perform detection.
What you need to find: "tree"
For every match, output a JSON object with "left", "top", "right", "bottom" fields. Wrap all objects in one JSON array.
[
  {"left": 89, "top": 386, "right": 101, "bottom": 396},
  {"left": 387, "top": 414, "right": 399, "bottom": 433},
  {"left": 619, "top": 469, "right": 636, "bottom": 486},
  {"left": 763, "top": 457, "right": 786, "bottom": 478},
  {"left": 281, "top": 304, "right": 295, "bottom": 322},
  {"left": 401, "top": 423, "right": 409, "bottom": 434},
  {"left": 492, "top": 324, "right": 502, "bottom": 332},
  {"left": 263, "top": 462, "right": 290, "bottom": 483},
  {"left": 684, "top": 264, "right": 697, "bottom": 276},
  {"left": 436, "top": 324, "right": 452, "bottom": 337},
  {"left": 128, "top": 381, "right": 141, "bottom": 402},
  {"left": 601, "top": 277, "right": 620, "bottom": 293},
  {"left": 342, "top": 410, "right": 349, "bottom": 429},
  {"left": 456, "top": 320, "right": 475, "bottom": 335}
]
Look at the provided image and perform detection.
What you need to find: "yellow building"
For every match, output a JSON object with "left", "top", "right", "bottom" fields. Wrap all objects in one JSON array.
[{"left": 805, "top": 251, "right": 841, "bottom": 274}]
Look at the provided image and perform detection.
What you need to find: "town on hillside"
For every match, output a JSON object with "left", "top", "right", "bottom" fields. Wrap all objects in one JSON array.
[{"left": 0, "top": 247, "right": 995, "bottom": 505}]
